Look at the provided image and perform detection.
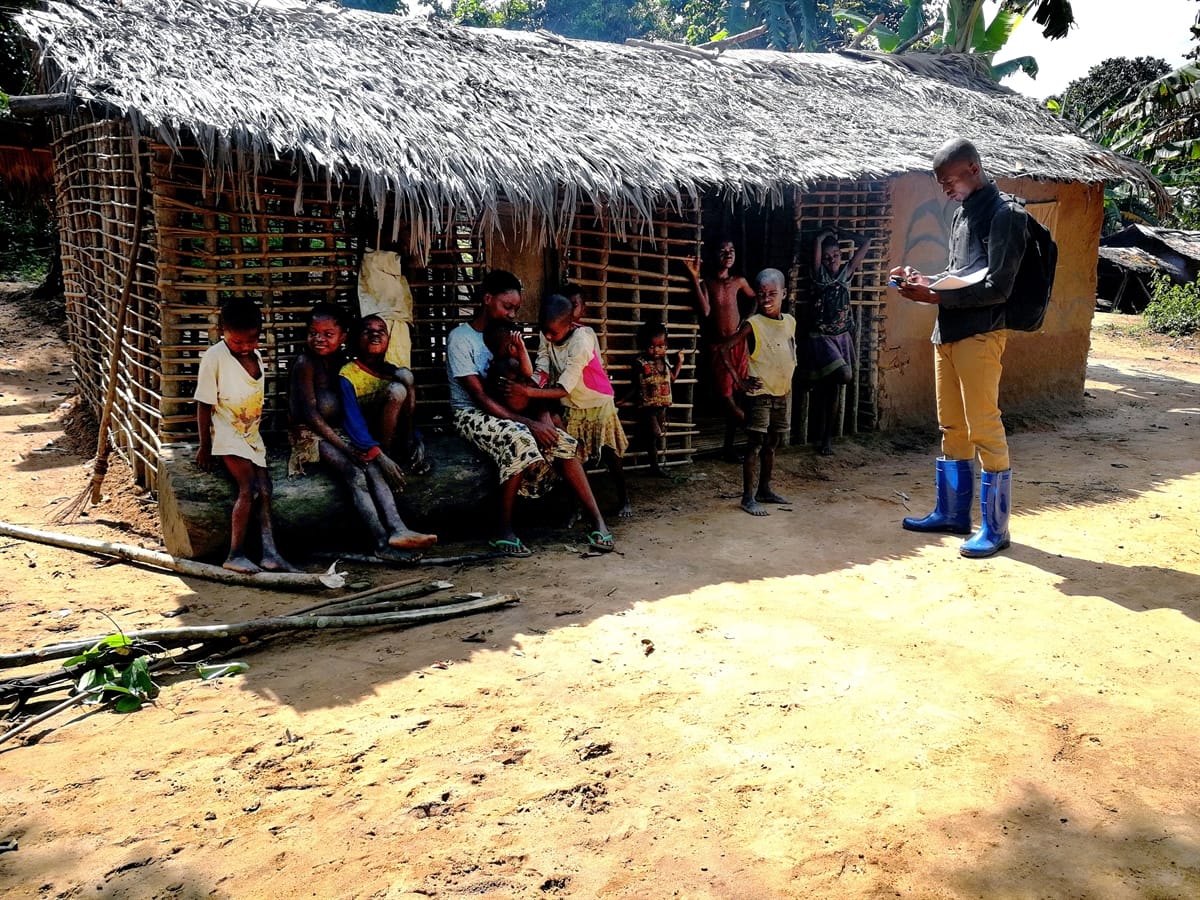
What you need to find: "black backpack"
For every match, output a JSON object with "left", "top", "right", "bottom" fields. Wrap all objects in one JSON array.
[{"left": 1002, "top": 195, "right": 1058, "bottom": 332}]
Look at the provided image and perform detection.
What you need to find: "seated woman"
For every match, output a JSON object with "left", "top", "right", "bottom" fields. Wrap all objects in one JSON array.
[
  {"left": 446, "top": 270, "right": 614, "bottom": 558},
  {"left": 288, "top": 303, "right": 436, "bottom": 560}
]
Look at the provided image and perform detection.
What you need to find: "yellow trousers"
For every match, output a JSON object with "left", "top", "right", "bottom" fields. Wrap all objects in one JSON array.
[{"left": 934, "top": 330, "right": 1009, "bottom": 472}]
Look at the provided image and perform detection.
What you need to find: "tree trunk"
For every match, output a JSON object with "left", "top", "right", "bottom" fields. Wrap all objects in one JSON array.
[{"left": 156, "top": 432, "right": 499, "bottom": 560}]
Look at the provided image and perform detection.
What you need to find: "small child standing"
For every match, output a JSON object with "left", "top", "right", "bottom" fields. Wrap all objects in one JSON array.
[
  {"left": 194, "top": 298, "right": 296, "bottom": 573},
  {"left": 624, "top": 319, "right": 684, "bottom": 477},
  {"left": 505, "top": 294, "right": 630, "bottom": 535},
  {"left": 718, "top": 269, "right": 797, "bottom": 516}
]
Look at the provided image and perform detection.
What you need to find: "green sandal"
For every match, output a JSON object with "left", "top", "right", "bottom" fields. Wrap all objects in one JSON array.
[
  {"left": 587, "top": 531, "right": 615, "bottom": 553},
  {"left": 488, "top": 538, "right": 533, "bottom": 558}
]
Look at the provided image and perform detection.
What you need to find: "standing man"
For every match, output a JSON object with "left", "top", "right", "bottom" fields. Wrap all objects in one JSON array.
[{"left": 891, "top": 137, "right": 1027, "bottom": 558}]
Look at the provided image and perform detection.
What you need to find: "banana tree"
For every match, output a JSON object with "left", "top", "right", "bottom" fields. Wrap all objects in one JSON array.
[
  {"left": 1073, "top": 63, "right": 1200, "bottom": 219},
  {"left": 836, "top": 0, "right": 1074, "bottom": 76}
]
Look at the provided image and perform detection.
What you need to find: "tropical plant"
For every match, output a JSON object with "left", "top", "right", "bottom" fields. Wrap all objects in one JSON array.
[
  {"left": 836, "top": 1, "right": 1076, "bottom": 80},
  {"left": 1144, "top": 273, "right": 1200, "bottom": 337},
  {"left": 1053, "top": 56, "right": 1171, "bottom": 125},
  {"left": 63, "top": 633, "right": 160, "bottom": 713}
]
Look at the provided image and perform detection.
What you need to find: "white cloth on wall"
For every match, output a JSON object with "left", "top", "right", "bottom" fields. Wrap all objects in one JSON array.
[{"left": 358, "top": 249, "right": 414, "bottom": 368}]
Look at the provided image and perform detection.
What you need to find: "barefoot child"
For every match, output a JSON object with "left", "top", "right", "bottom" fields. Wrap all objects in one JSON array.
[
  {"left": 340, "top": 314, "right": 428, "bottom": 475},
  {"left": 288, "top": 303, "right": 436, "bottom": 559},
  {"left": 506, "top": 294, "right": 630, "bottom": 530},
  {"left": 718, "top": 269, "right": 797, "bottom": 516},
  {"left": 808, "top": 226, "right": 871, "bottom": 455},
  {"left": 622, "top": 319, "right": 684, "bottom": 477},
  {"left": 685, "top": 238, "right": 756, "bottom": 462},
  {"left": 194, "top": 298, "right": 296, "bottom": 574}
]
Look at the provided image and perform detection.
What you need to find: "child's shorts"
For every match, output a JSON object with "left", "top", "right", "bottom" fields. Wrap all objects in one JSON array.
[{"left": 746, "top": 392, "right": 792, "bottom": 435}]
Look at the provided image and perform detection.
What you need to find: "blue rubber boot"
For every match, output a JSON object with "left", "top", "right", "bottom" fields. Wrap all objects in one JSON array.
[
  {"left": 960, "top": 469, "right": 1011, "bottom": 558},
  {"left": 902, "top": 458, "right": 974, "bottom": 535}
]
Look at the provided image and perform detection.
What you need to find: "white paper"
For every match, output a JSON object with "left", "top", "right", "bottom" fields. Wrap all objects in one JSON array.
[{"left": 928, "top": 269, "right": 987, "bottom": 291}]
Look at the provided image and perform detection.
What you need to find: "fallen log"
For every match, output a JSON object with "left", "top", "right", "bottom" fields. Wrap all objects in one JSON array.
[
  {"left": 0, "top": 521, "right": 344, "bottom": 591},
  {"left": 156, "top": 433, "right": 498, "bottom": 559},
  {"left": 0, "top": 594, "right": 519, "bottom": 668}
]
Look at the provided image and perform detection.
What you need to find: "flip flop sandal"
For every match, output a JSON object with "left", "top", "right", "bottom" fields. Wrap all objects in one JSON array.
[
  {"left": 488, "top": 538, "right": 533, "bottom": 558},
  {"left": 586, "top": 531, "right": 616, "bottom": 553}
]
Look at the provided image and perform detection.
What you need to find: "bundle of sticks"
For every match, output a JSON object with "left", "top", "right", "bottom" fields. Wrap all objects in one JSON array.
[{"left": 0, "top": 578, "right": 518, "bottom": 748}]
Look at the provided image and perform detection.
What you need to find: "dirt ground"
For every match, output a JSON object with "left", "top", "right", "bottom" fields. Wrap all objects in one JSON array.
[{"left": 1, "top": 284, "right": 1198, "bottom": 899}]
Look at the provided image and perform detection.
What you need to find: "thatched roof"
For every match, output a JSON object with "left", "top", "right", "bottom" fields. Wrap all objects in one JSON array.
[{"left": 15, "top": 0, "right": 1165, "bottom": 237}]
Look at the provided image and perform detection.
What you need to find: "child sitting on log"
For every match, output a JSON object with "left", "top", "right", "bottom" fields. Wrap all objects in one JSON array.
[
  {"left": 194, "top": 298, "right": 297, "bottom": 574},
  {"left": 622, "top": 319, "right": 685, "bottom": 478},
  {"left": 288, "top": 303, "right": 436, "bottom": 559},
  {"left": 339, "top": 314, "right": 430, "bottom": 476}
]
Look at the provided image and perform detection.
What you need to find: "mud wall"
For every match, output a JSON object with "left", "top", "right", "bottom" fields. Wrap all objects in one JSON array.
[{"left": 880, "top": 173, "right": 1104, "bottom": 430}]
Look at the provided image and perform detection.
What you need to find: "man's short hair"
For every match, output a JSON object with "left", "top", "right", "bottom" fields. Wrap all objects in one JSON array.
[{"left": 932, "top": 137, "right": 982, "bottom": 171}]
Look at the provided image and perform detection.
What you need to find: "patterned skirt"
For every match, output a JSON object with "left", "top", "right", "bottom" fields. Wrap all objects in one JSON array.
[
  {"left": 453, "top": 407, "right": 577, "bottom": 499},
  {"left": 563, "top": 399, "right": 628, "bottom": 462}
]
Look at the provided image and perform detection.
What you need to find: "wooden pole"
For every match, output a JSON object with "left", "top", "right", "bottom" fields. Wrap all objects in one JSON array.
[
  {"left": 0, "top": 594, "right": 518, "bottom": 668},
  {"left": 0, "top": 521, "right": 344, "bottom": 591}
]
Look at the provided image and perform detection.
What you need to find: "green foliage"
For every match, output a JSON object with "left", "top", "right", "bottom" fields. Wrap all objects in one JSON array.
[
  {"left": 1055, "top": 56, "right": 1170, "bottom": 125},
  {"left": 1145, "top": 274, "right": 1200, "bottom": 337},
  {"left": 0, "top": 197, "right": 54, "bottom": 282},
  {"left": 65, "top": 634, "right": 160, "bottom": 714}
]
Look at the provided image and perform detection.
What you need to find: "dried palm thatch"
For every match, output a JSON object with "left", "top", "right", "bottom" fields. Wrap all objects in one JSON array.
[{"left": 15, "top": 0, "right": 1166, "bottom": 245}]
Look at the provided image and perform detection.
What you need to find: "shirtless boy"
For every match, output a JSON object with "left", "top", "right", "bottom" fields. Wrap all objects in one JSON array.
[{"left": 686, "top": 238, "right": 756, "bottom": 461}]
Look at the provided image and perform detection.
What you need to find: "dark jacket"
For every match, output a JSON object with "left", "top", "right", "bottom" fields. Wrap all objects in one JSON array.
[{"left": 933, "top": 181, "right": 1028, "bottom": 345}]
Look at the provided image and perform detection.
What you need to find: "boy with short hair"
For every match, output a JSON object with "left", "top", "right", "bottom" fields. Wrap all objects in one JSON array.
[{"left": 719, "top": 269, "right": 797, "bottom": 516}]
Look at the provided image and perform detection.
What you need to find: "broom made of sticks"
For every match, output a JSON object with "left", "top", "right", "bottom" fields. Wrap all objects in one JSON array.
[{"left": 52, "top": 154, "right": 148, "bottom": 525}]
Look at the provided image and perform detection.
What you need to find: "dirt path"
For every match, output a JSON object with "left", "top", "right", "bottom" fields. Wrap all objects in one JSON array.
[{"left": 1, "top": 292, "right": 1198, "bottom": 899}]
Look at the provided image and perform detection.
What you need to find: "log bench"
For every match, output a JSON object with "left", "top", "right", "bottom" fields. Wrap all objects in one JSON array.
[{"left": 157, "top": 431, "right": 499, "bottom": 560}]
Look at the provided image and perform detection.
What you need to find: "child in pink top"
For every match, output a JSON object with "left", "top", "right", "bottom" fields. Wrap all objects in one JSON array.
[{"left": 506, "top": 294, "right": 630, "bottom": 532}]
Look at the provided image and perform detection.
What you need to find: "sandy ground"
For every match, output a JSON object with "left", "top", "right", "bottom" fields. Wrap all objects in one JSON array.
[{"left": 1, "top": 285, "right": 1199, "bottom": 899}]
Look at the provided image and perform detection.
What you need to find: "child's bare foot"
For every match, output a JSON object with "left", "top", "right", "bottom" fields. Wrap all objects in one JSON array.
[
  {"left": 755, "top": 489, "right": 790, "bottom": 504},
  {"left": 259, "top": 553, "right": 300, "bottom": 573},
  {"left": 819, "top": 442, "right": 834, "bottom": 456},
  {"left": 649, "top": 466, "right": 671, "bottom": 478},
  {"left": 388, "top": 529, "right": 438, "bottom": 551},
  {"left": 740, "top": 497, "right": 769, "bottom": 516},
  {"left": 616, "top": 501, "right": 633, "bottom": 518},
  {"left": 376, "top": 545, "right": 420, "bottom": 563},
  {"left": 223, "top": 555, "right": 262, "bottom": 574}
]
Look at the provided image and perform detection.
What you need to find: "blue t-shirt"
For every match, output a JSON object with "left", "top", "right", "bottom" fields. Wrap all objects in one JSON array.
[{"left": 446, "top": 322, "right": 492, "bottom": 411}]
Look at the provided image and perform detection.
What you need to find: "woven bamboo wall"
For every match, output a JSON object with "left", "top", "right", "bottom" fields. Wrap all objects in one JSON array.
[
  {"left": 791, "top": 180, "right": 892, "bottom": 438},
  {"left": 153, "top": 148, "right": 359, "bottom": 450},
  {"left": 561, "top": 199, "right": 702, "bottom": 469},
  {"left": 52, "top": 120, "right": 159, "bottom": 485}
]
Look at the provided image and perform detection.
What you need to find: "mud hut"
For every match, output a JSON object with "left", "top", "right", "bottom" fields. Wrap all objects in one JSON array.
[{"left": 14, "top": 0, "right": 1161, "bottom": 497}]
